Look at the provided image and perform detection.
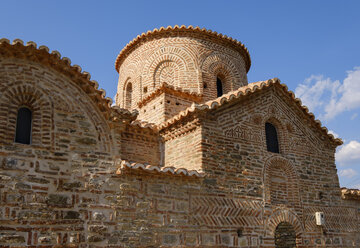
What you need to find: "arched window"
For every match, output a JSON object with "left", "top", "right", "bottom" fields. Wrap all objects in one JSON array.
[
  {"left": 265, "top": 122, "right": 279, "bottom": 153},
  {"left": 216, "top": 77, "right": 223, "bottom": 97},
  {"left": 15, "top": 107, "right": 32, "bottom": 144},
  {"left": 125, "top": 83, "right": 132, "bottom": 109},
  {"left": 275, "top": 222, "right": 296, "bottom": 247}
]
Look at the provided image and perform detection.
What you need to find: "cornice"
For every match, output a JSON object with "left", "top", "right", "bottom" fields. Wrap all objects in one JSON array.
[{"left": 115, "top": 25, "right": 251, "bottom": 73}]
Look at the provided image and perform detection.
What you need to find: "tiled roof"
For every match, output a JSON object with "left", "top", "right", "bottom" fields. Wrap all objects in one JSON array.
[
  {"left": 130, "top": 120, "right": 158, "bottom": 131},
  {"left": 341, "top": 188, "right": 360, "bottom": 200},
  {"left": 0, "top": 38, "right": 137, "bottom": 122},
  {"left": 137, "top": 82, "right": 202, "bottom": 108},
  {"left": 158, "top": 78, "right": 343, "bottom": 146},
  {"left": 116, "top": 160, "right": 205, "bottom": 178},
  {"left": 115, "top": 25, "right": 251, "bottom": 73}
]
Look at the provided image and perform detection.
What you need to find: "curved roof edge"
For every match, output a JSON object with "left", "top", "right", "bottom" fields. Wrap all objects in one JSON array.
[
  {"left": 0, "top": 38, "right": 138, "bottom": 122},
  {"left": 137, "top": 82, "right": 202, "bottom": 108},
  {"left": 114, "top": 25, "right": 251, "bottom": 73},
  {"left": 341, "top": 187, "right": 360, "bottom": 200},
  {"left": 116, "top": 160, "right": 205, "bottom": 178},
  {"left": 158, "top": 78, "right": 343, "bottom": 147}
]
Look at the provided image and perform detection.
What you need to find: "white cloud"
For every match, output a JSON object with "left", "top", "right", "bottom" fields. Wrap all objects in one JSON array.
[
  {"left": 112, "top": 94, "right": 117, "bottom": 106},
  {"left": 339, "top": 168, "right": 358, "bottom": 179},
  {"left": 324, "top": 67, "right": 360, "bottom": 119},
  {"left": 295, "top": 75, "right": 340, "bottom": 114},
  {"left": 336, "top": 140, "right": 360, "bottom": 166},
  {"left": 295, "top": 67, "right": 360, "bottom": 120}
]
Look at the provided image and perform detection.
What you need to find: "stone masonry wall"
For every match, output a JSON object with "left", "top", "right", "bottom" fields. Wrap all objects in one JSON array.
[
  {"left": 163, "top": 124, "right": 203, "bottom": 171},
  {"left": 1, "top": 40, "right": 359, "bottom": 247},
  {"left": 137, "top": 92, "right": 195, "bottom": 125},
  {"left": 164, "top": 94, "right": 194, "bottom": 121},
  {"left": 137, "top": 94, "right": 166, "bottom": 125},
  {"left": 0, "top": 57, "right": 116, "bottom": 247},
  {"left": 120, "top": 124, "right": 160, "bottom": 165},
  {"left": 200, "top": 87, "right": 358, "bottom": 246}
]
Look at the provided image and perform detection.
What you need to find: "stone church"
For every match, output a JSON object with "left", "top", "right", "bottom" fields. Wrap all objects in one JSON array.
[{"left": 0, "top": 25, "right": 359, "bottom": 247}]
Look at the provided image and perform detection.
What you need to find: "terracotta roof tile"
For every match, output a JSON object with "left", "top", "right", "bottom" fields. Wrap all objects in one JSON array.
[
  {"left": 138, "top": 82, "right": 202, "bottom": 108},
  {"left": 158, "top": 78, "right": 343, "bottom": 146},
  {"left": 130, "top": 120, "right": 158, "bottom": 131},
  {"left": 341, "top": 187, "right": 360, "bottom": 200},
  {"left": 116, "top": 160, "right": 205, "bottom": 178},
  {"left": 115, "top": 25, "right": 251, "bottom": 73}
]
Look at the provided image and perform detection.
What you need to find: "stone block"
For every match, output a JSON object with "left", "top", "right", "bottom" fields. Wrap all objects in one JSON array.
[
  {"left": 15, "top": 182, "right": 31, "bottom": 190},
  {"left": 64, "top": 211, "right": 80, "bottom": 219},
  {"left": 38, "top": 236, "right": 52, "bottom": 244},
  {"left": 0, "top": 233, "right": 25, "bottom": 243},
  {"left": 27, "top": 176, "right": 50, "bottom": 184},
  {"left": 88, "top": 225, "right": 107, "bottom": 233},
  {"left": 157, "top": 199, "right": 172, "bottom": 211},
  {"left": 88, "top": 234, "right": 105, "bottom": 242},
  {"left": 62, "top": 181, "right": 82, "bottom": 190},
  {"left": 93, "top": 211, "right": 106, "bottom": 221},
  {"left": 202, "top": 234, "right": 215, "bottom": 245},
  {"left": 162, "top": 234, "right": 179, "bottom": 246},
  {"left": 46, "top": 194, "right": 69, "bottom": 207},
  {"left": 76, "top": 137, "right": 97, "bottom": 145}
]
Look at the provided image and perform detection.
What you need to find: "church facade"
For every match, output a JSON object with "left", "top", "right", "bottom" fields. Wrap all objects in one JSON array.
[{"left": 0, "top": 25, "right": 359, "bottom": 247}]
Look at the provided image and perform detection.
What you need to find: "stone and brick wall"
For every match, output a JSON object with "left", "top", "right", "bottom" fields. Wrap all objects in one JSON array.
[
  {"left": 0, "top": 29, "right": 359, "bottom": 248},
  {"left": 137, "top": 94, "right": 166, "bottom": 125},
  {"left": 120, "top": 124, "right": 160, "bottom": 165},
  {"left": 162, "top": 123, "right": 202, "bottom": 171}
]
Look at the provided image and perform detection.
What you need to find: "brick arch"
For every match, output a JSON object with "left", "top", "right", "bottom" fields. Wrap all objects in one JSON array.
[
  {"left": 263, "top": 155, "right": 302, "bottom": 208},
  {"left": 118, "top": 60, "right": 139, "bottom": 106},
  {"left": 142, "top": 46, "right": 199, "bottom": 90},
  {"left": 153, "top": 60, "right": 179, "bottom": 86},
  {"left": 121, "top": 78, "right": 133, "bottom": 109},
  {"left": 0, "top": 82, "right": 53, "bottom": 148},
  {"left": 201, "top": 52, "right": 246, "bottom": 100},
  {"left": 262, "top": 108, "right": 289, "bottom": 154},
  {"left": 47, "top": 75, "right": 113, "bottom": 154},
  {"left": 265, "top": 208, "right": 304, "bottom": 245}
]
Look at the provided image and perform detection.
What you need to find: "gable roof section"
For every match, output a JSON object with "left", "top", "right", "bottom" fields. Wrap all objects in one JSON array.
[
  {"left": 115, "top": 25, "right": 251, "bottom": 73},
  {"left": 116, "top": 160, "right": 205, "bottom": 178},
  {"left": 0, "top": 38, "right": 137, "bottom": 122},
  {"left": 137, "top": 82, "right": 202, "bottom": 108},
  {"left": 158, "top": 78, "right": 343, "bottom": 146}
]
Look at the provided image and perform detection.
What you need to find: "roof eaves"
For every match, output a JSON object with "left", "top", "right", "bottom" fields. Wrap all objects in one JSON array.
[
  {"left": 115, "top": 25, "right": 251, "bottom": 73},
  {"left": 158, "top": 78, "right": 343, "bottom": 146},
  {"left": 116, "top": 160, "right": 205, "bottom": 178}
]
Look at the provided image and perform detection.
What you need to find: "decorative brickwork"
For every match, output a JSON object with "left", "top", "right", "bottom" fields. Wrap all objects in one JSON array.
[{"left": 0, "top": 27, "right": 359, "bottom": 248}]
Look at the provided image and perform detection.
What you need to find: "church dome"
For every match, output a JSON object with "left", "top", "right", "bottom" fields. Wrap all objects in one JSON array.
[{"left": 115, "top": 25, "right": 251, "bottom": 123}]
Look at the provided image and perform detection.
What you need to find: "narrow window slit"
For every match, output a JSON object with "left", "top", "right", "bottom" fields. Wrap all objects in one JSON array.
[
  {"left": 15, "top": 107, "right": 32, "bottom": 144},
  {"left": 265, "top": 122, "right": 279, "bottom": 153},
  {"left": 216, "top": 77, "right": 223, "bottom": 97}
]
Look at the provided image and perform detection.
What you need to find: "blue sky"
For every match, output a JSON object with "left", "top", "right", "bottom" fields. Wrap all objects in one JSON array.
[{"left": 1, "top": 0, "right": 360, "bottom": 188}]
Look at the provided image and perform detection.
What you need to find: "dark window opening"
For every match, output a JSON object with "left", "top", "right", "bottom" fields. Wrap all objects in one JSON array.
[
  {"left": 265, "top": 122, "right": 279, "bottom": 153},
  {"left": 275, "top": 222, "right": 296, "bottom": 248},
  {"left": 125, "top": 83, "right": 132, "bottom": 109},
  {"left": 216, "top": 77, "right": 223, "bottom": 97},
  {"left": 15, "top": 107, "right": 32, "bottom": 144}
]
